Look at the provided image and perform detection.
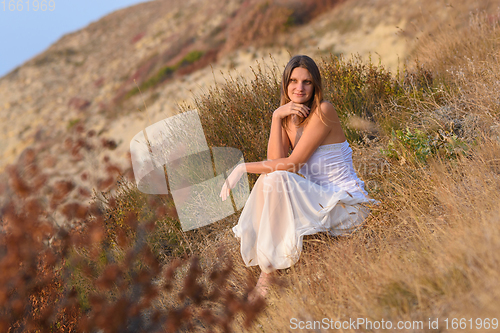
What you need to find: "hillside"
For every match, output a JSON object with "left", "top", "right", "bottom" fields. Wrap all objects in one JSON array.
[{"left": 1, "top": 0, "right": 496, "bottom": 183}]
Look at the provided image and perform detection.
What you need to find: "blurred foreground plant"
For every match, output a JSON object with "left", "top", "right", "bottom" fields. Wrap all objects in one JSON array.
[{"left": 0, "top": 123, "right": 264, "bottom": 333}]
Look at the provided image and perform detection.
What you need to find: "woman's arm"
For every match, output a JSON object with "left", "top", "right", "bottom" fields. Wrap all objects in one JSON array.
[
  {"left": 267, "top": 113, "right": 290, "bottom": 160},
  {"left": 220, "top": 102, "right": 336, "bottom": 201},
  {"left": 267, "top": 102, "right": 310, "bottom": 160},
  {"left": 244, "top": 102, "right": 336, "bottom": 174}
]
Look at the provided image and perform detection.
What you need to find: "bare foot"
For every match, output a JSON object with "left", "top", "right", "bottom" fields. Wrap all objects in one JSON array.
[{"left": 248, "top": 272, "right": 272, "bottom": 302}]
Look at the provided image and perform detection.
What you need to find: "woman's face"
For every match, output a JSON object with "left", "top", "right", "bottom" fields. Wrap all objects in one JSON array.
[{"left": 287, "top": 67, "right": 314, "bottom": 104}]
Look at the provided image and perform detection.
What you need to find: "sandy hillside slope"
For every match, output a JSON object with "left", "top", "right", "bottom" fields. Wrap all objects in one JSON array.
[{"left": 0, "top": 0, "right": 497, "bottom": 190}]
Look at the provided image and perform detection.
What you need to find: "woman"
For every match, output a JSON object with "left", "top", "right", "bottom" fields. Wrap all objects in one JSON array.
[{"left": 220, "top": 55, "right": 375, "bottom": 298}]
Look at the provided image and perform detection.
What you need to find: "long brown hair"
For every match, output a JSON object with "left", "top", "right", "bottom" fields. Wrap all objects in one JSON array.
[{"left": 280, "top": 55, "right": 324, "bottom": 130}]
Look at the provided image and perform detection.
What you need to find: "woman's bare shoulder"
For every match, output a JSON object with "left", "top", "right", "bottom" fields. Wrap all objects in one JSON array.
[
  {"left": 319, "top": 100, "right": 334, "bottom": 110},
  {"left": 317, "top": 100, "right": 339, "bottom": 123}
]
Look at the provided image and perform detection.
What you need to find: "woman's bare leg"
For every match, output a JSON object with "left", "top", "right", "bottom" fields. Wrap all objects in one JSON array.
[{"left": 249, "top": 271, "right": 274, "bottom": 301}]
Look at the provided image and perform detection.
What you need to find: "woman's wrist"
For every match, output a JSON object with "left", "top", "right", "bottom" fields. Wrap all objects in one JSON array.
[
  {"left": 273, "top": 109, "right": 283, "bottom": 120},
  {"left": 237, "top": 163, "right": 246, "bottom": 173}
]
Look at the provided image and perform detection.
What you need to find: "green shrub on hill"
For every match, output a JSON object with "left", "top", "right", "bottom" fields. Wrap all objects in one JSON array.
[{"left": 126, "top": 50, "right": 205, "bottom": 98}]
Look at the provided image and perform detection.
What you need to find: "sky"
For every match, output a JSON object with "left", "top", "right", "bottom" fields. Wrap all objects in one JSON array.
[{"left": 0, "top": 0, "right": 151, "bottom": 77}]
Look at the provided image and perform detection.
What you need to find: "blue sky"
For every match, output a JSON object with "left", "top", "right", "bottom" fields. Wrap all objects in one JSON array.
[{"left": 0, "top": 0, "right": 151, "bottom": 77}]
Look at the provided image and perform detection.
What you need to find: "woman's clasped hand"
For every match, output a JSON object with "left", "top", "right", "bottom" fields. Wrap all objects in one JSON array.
[{"left": 274, "top": 101, "right": 310, "bottom": 120}]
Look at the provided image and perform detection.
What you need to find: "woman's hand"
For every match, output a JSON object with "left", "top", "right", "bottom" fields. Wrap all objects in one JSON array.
[
  {"left": 273, "top": 101, "right": 310, "bottom": 120},
  {"left": 220, "top": 163, "right": 246, "bottom": 201}
]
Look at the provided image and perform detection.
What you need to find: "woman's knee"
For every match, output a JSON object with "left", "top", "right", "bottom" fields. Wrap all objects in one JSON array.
[
  {"left": 263, "top": 170, "right": 289, "bottom": 183},
  {"left": 266, "top": 170, "right": 290, "bottom": 178},
  {"left": 262, "top": 171, "right": 292, "bottom": 192}
]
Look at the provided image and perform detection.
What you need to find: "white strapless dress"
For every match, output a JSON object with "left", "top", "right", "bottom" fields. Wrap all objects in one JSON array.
[{"left": 232, "top": 140, "right": 376, "bottom": 273}]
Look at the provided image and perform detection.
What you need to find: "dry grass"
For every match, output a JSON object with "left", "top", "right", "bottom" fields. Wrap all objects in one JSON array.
[
  {"left": 415, "top": 11, "right": 500, "bottom": 124},
  {"left": 235, "top": 138, "right": 500, "bottom": 331}
]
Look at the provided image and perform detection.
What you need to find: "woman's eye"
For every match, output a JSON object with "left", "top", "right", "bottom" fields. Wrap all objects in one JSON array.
[{"left": 290, "top": 79, "right": 297, "bottom": 83}]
